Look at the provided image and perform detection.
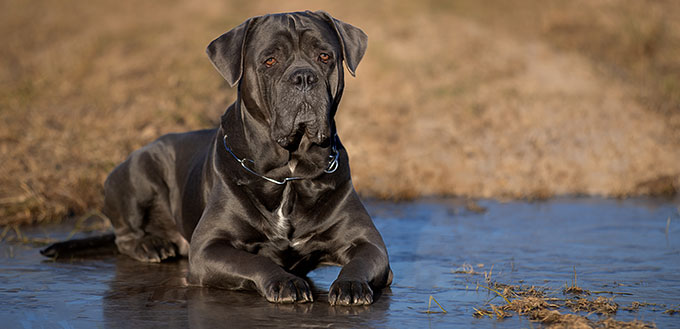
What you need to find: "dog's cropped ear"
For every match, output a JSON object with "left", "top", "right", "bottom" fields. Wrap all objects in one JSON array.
[
  {"left": 316, "top": 11, "right": 368, "bottom": 77},
  {"left": 206, "top": 17, "right": 258, "bottom": 87}
]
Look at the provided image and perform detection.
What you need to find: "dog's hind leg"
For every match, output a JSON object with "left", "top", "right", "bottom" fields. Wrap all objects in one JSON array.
[
  {"left": 103, "top": 149, "right": 187, "bottom": 263},
  {"left": 139, "top": 201, "right": 190, "bottom": 260},
  {"left": 105, "top": 186, "right": 187, "bottom": 262}
]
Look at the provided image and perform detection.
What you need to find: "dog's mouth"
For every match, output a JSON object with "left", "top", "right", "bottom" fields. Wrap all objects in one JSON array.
[
  {"left": 275, "top": 123, "right": 330, "bottom": 150},
  {"left": 272, "top": 101, "right": 331, "bottom": 150}
]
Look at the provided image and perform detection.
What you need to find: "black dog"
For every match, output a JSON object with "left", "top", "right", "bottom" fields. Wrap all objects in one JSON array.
[{"left": 42, "top": 11, "right": 392, "bottom": 306}]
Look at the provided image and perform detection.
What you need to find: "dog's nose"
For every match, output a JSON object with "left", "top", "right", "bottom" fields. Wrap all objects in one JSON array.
[{"left": 289, "top": 68, "right": 318, "bottom": 91}]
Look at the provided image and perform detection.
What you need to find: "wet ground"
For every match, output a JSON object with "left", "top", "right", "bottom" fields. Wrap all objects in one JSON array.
[{"left": 1, "top": 197, "right": 679, "bottom": 328}]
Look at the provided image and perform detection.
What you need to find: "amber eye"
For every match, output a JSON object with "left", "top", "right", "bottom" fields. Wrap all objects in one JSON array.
[
  {"left": 264, "top": 57, "right": 277, "bottom": 67},
  {"left": 318, "top": 53, "right": 331, "bottom": 63}
]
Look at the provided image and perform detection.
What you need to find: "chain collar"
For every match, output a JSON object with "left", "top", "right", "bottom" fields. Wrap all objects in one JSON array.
[{"left": 222, "top": 134, "right": 339, "bottom": 185}]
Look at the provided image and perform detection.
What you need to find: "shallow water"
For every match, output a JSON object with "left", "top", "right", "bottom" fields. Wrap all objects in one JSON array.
[{"left": 1, "top": 198, "right": 679, "bottom": 328}]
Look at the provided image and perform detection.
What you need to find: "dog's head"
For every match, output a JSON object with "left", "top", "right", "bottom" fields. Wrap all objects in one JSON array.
[{"left": 207, "top": 11, "right": 367, "bottom": 150}]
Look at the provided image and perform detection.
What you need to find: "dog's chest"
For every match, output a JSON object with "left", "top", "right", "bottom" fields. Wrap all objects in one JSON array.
[
  {"left": 267, "top": 183, "right": 316, "bottom": 249},
  {"left": 273, "top": 201, "right": 291, "bottom": 239},
  {"left": 269, "top": 183, "right": 295, "bottom": 240}
]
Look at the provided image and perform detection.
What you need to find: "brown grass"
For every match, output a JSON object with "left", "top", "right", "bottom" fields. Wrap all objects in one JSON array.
[
  {"left": 473, "top": 282, "right": 656, "bottom": 329},
  {"left": 566, "top": 296, "right": 619, "bottom": 315},
  {"left": 464, "top": 266, "right": 657, "bottom": 328},
  {"left": 663, "top": 307, "right": 679, "bottom": 315},
  {"left": 1, "top": 0, "right": 679, "bottom": 225}
]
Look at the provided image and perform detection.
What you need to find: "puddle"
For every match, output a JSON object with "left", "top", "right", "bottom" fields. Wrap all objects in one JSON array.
[{"left": 1, "top": 197, "right": 679, "bottom": 328}]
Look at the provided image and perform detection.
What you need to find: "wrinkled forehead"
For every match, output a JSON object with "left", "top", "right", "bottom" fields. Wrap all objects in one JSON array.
[{"left": 247, "top": 13, "right": 340, "bottom": 54}]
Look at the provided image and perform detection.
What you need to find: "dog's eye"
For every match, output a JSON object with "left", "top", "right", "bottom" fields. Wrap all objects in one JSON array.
[
  {"left": 264, "top": 57, "right": 277, "bottom": 67},
  {"left": 318, "top": 53, "right": 331, "bottom": 64}
]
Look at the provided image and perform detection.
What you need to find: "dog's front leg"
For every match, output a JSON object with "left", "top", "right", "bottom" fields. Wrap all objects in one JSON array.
[
  {"left": 188, "top": 240, "right": 313, "bottom": 303},
  {"left": 329, "top": 241, "right": 393, "bottom": 306}
]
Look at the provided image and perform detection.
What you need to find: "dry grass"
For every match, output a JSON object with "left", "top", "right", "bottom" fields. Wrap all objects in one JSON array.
[
  {"left": 566, "top": 296, "right": 619, "bottom": 315},
  {"left": 453, "top": 263, "right": 479, "bottom": 275},
  {"left": 473, "top": 282, "right": 656, "bottom": 329},
  {"left": 464, "top": 266, "right": 657, "bottom": 328},
  {"left": 564, "top": 265, "right": 591, "bottom": 295},
  {"left": 1, "top": 0, "right": 679, "bottom": 225},
  {"left": 662, "top": 307, "right": 679, "bottom": 315},
  {"left": 533, "top": 309, "right": 655, "bottom": 329}
]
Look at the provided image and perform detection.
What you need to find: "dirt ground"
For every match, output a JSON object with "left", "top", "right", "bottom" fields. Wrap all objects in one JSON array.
[{"left": 1, "top": 0, "right": 679, "bottom": 225}]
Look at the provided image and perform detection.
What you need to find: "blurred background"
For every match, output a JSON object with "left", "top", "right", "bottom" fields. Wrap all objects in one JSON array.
[{"left": 1, "top": 0, "right": 679, "bottom": 225}]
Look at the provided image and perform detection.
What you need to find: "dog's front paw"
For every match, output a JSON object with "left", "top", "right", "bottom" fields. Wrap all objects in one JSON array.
[
  {"left": 329, "top": 279, "right": 373, "bottom": 306},
  {"left": 262, "top": 275, "right": 313, "bottom": 303}
]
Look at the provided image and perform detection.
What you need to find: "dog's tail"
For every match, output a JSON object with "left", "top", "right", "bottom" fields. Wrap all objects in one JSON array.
[{"left": 40, "top": 234, "right": 118, "bottom": 259}]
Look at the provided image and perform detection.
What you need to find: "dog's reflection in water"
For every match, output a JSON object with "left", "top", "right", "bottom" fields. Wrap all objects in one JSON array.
[{"left": 102, "top": 256, "right": 390, "bottom": 328}]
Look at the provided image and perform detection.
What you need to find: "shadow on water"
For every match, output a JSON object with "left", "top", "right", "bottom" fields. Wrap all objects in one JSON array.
[{"left": 1, "top": 197, "right": 679, "bottom": 328}]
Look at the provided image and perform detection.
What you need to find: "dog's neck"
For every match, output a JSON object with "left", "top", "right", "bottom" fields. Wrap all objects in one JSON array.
[
  {"left": 220, "top": 99, "right": 288, "bottom": 174},
  {"left": 218, "top": 99, "right": 345, "bottom": 220},
  {"left": 219, "top": 99, "right": 337, "bottom": 185}
]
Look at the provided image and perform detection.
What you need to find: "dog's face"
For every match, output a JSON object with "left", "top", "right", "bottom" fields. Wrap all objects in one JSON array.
[
  {"left": 207, "top": 11, "right": 367, "bottom": 150},
  {"left": 244, "top": 14, "right": 339, "bottom": 149}
]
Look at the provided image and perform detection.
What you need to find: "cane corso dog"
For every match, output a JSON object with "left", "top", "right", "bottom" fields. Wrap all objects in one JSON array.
[{"left": 42, "top": 11, "right": 392, "bottom": 305}]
